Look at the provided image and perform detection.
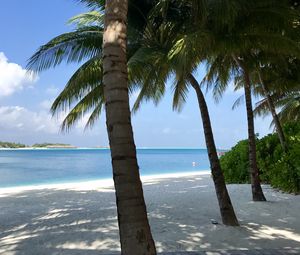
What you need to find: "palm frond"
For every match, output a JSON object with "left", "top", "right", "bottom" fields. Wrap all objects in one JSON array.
[
  {"left": 68, "top": 11, "right": 104, "bottom": 27},
  {"left": 60, "top": 85, "right": 104, "bottom": 132},
  {"left": 232, "top": 94, "right": 245, "bottom": 110},
  {"left": 27, "top": 26, "right": 102, "bottom": 72},
  {"left": 51, "top": 56, "right": 102, "bottom": 115},
  {"left": 85, "top": 104, "right": 103, "bottom": 130},
  {"left": 75, "top": 0, "right": 105, "bottom": 10},
  {"left": 172, "top": 76, "right": 190, "bottom": 112}
]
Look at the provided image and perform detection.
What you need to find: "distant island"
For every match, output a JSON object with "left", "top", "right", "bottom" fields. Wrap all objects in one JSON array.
[
  {"left": 0, "top": 141, "right": 76, "bottom": 149},
  {"left": 0, "top": 142, "right": 27, "bottom": 148},
  {"left": 32, "top": 143, "right": 76, "bottom": 148}
]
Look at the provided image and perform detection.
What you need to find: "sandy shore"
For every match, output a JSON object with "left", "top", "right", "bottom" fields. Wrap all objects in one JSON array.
[{"left": 0, "top": 171, "right": 299, "bottom": 254}]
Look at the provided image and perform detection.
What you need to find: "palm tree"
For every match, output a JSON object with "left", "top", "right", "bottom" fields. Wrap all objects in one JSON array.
[
  {"left": 102, "top": 1, "right": 156, "bottom": 253},
  {"left": 28, "top": 0, "right": 157, "bottom": 253},
  {"left": 188, "top": 74, "right": 240, "bottom": 225},
  {"left": 254, "top": 57, "right": 300, "bottom": 147},
  {"left": 203, "top": 0, "right": 299, "bottom": 201},
  {"left": 27, "top": 1, "right": 155, "bottom": 130},
  {"left": 276, "top": 91, "right": 300, "bottom": 123},
  {"left": 232, "top": 56, "right": 267, "bottom": 201},
  {"left": 256, "top": 71, "right": 288, "bottom": 152},
  {"left": 28, "top": 1, "right": 239, "bottom": 226},
  {"left": 256, "top": 90, "right": 300, "bottom": 125},
  {"left": 130, "top": 2, "right": 239, "bottom": 226}
]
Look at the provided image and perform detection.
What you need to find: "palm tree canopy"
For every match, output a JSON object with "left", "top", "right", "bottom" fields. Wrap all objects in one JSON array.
[
  {"left": 27, "top": 0, "right": 300, "bottom": 131},
  {"left": 27, "top": 1, "right": 156, "bottom": 131}
]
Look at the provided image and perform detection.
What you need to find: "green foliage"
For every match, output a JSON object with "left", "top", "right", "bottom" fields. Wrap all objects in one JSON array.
[
  {"left": 220, "top": 140, "right": 250, "bottom": 184},
  {"left": 283, "top": 121, "right": 300, "bottom": 136},
  {"left": 32, "top": 143, "right": 72, "bottom": 148},
  {"left": 221, "top": 122, "right": 300, "bottom": 193},
  {"left": 270, "top": 141, "right": 300, "bottom": 193},
  {"left": 0, "top": 142, "right": 26, "bottom": 148},
  {"left": 256, "top": 134, "right": 283, "bottom": 182}
]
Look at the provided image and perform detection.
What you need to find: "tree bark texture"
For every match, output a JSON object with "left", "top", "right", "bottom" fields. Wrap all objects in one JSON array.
[
  {"left": 232, "top": 56, "right": 266, "bottom": 201},
  {"left": 188, "top": 73, "right": 239, "bottom": 226},
  {"left": 103, "top": 1, "right": 157, "bottom": 254},
  {"left": 258, "top": 72, "right": 288, "bottom": 152},
  {"left": 243, "top": 70, "right": 267, "bottom": 201}
]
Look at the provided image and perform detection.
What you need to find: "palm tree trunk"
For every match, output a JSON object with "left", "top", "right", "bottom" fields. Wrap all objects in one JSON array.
[
  {"left": 103, "top": 1, "right": 156, "bottom": 254},
  {"left": 188, "top": 73, "right": 239, "bottom": 226},
  {"left": 243, "top": 71, "right": 267, "bottom": 201},
  {"left": 257, "top": 72, "right": 288, "bottom": 152},
  {"left": 232, "top": 56, "right": 266, "bottom": 201}
]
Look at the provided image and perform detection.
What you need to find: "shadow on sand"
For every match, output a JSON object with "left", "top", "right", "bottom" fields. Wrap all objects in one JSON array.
[{"left": 0, "top": 175, "right": 300, "bottom": 254}]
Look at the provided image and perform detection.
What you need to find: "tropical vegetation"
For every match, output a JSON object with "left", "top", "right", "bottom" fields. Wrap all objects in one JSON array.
[
  {"left": 27, "top": 0, "right": 239, "bottom": 226},
  {"left": 0, "top": 142, "right": 73, "bottom": 148},
  {"left": 220, "top": 122, "right": 300, "bottom": 193},
  {"left": 0, "top": 142, "right": 26, "bottom": 148}
]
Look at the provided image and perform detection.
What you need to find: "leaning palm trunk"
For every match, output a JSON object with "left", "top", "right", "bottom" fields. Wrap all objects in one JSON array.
[
  {"left": 257, "top": 72, "right": 288, "bottom": 152},
  {"left": 103, "top": 1, "right": 156, "bottom": 254},
  {"left": 243, "top": 70, "right": 267, "bottom": 201},
  {"left": 188, "top": 74, "right": 239, "bottom": 226}
]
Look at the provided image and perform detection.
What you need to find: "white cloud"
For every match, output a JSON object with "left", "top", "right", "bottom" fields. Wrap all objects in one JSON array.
[
  {"left": 0, "top": 52, "right": 37, "bottom": 97},
  {"left": 0, "top": 106, "right": 60, "bottom": 134},
  {"left": 0, "top": 105, "right": 99, "bottom": 136}
]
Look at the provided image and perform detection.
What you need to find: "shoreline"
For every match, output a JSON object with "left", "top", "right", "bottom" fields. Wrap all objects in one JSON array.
[
  {"left": 0, "top": 170, "right": 211, "bottom": 195},
  {"left": 1, "top": 169, "right": 299, "bottom": 253}
]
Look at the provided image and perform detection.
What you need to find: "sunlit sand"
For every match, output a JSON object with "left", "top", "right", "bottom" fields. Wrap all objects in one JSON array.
[{"left": 0, "top": 172, "right": 299, "bottom": 254}]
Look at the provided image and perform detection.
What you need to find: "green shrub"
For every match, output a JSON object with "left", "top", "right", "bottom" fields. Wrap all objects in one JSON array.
[
  {"left": 220, "top": 140, "right": 250, "bottom": 184},
  {"left": 220, "top": 122, "right": 300, "bottom": 193},
  {"left": 270, "top": 142, "right": 300, "bottom": 193},
  {"left": 256, "top": 134, "right": 283, "bottom": 183}
]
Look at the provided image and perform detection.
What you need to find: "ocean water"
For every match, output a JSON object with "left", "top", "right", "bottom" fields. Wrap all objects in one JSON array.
[{"left": 0, "top": 149, "right": 210, "bottom": 188}]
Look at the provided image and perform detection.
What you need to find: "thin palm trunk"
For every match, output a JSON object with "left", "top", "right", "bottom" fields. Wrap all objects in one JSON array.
[
  {"left": 103, "top": 1, "right": 156, "bottom": 254},
  {"left": 257, "top": 72, "right": 288, "bottom": 152},
  {"left": 188, "top": 73, "right": 239, "bottom": 226},
  {"left": 232, "top": 56, "right": 266, "bottom": 201},
  {"left": 243, "top": 71, "right": 267, "bottom": 201}
]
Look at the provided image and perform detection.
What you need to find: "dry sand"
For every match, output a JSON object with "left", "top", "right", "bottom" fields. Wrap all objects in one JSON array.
[{"left": 0, "top": 171, "right": 299, "bottom": 254}]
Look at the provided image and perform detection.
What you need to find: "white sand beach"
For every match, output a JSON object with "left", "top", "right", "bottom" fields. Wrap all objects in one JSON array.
[{"left": 0, "top": 171, "right": 300, "bottom": 254}]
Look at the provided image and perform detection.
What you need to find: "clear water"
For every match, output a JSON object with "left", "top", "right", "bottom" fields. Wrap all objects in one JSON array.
[{"left": 0, "top": 149, "right": 210, "bottom": 188}]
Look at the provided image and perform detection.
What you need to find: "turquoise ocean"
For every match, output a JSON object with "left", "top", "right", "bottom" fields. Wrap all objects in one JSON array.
[{"left": 0, "top": 148, "right": 210, "bottom": 188}]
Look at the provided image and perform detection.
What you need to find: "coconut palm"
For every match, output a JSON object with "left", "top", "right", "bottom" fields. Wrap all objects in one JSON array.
[
  {"left": 130, "top": 1, "right": 239, "bottom": 226},
  {"left": 27, "top": 1, "right": 155, "bottom": 130},
  {"left": 102, "top": 0, "right": 156, "bottom": 253},
  {"left": 256, "top": 71, "right": 288, "bottom": 151},
  {"left": 276, "top": 91, "right": 300, "bottom": 123},
  {"left": 233, "top": 56, "right": 267, "bottom": 201},
  {"left": 27, "top": 0, "right": 239, "bottom": 226},
  {"left": 28, "top": 0, "right": 157, "bottom": 253},
  {"left": 254, "top": 57, "right": 300, "bottom": 146},
  {"left": 255, "top": 89, "right": 300, "bottom": 126},
  {"left": 201, "top": 0, "right": 299, "bottom": 201}
]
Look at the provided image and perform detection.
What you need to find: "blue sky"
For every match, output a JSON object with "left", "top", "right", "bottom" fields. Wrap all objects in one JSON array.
[{"left": 0, "top": 0, "right": 272, "bottom": 149}]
